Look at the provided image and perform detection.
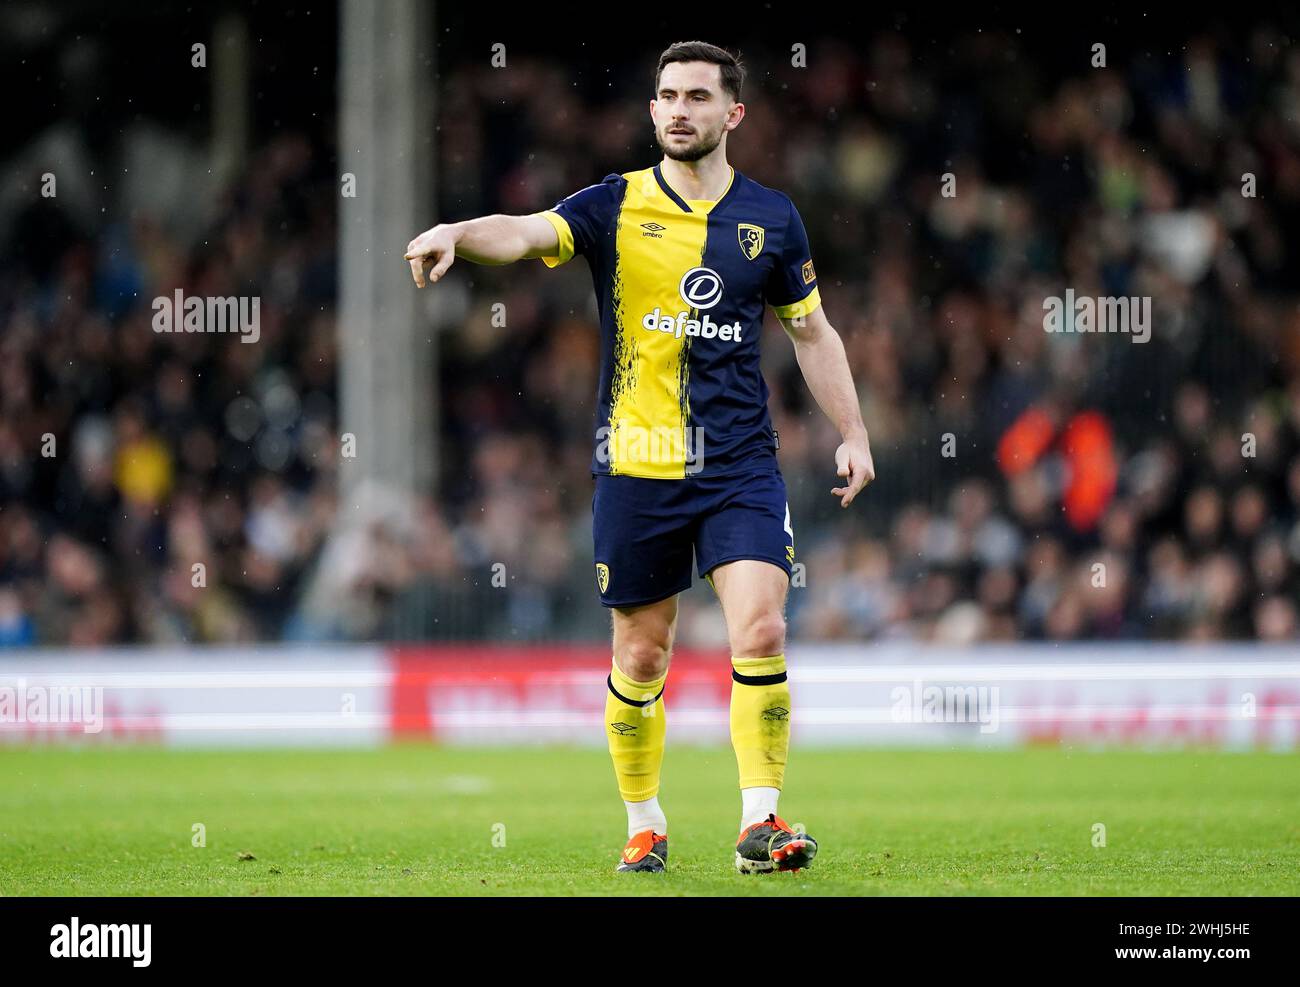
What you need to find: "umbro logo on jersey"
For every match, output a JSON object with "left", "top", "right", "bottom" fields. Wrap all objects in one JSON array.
[
  {"left": 610, "top": 722, "right": 638, "bottom": 736},
  {"left": 641, "top": 221, "right": 666, "bottom": 239}
]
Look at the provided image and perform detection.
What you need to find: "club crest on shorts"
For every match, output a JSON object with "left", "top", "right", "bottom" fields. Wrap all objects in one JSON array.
[
  {"left": 738, "top": 223, "right": 765, "bottom": 260},
  {"left": 595, "top": 562, "right": 610, "bottom": 593}
]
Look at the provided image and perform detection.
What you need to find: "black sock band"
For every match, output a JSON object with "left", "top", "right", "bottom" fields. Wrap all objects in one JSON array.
[
  {"left": 732, "top": 669, "right": 788, "bottom": 686},
  {"left": 607, "top": 675, "right": 666, "bottom": 707}
]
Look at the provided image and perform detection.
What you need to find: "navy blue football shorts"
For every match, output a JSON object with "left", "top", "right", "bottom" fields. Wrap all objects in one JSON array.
[{"left": 591, "top": 468, "right": 795, "bottom": 608}]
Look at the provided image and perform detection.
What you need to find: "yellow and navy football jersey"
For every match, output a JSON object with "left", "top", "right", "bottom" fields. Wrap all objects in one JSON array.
[{"left": 535, "top": 164, "right": 821, "bottom": 479}]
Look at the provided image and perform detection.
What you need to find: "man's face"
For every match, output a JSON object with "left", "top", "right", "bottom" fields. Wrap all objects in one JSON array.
[{"left": 651, "top": 61, "right": 739, "bottom": 162}]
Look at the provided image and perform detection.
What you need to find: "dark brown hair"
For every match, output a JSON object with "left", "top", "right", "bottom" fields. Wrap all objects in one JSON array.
[{"left": 655, "top": 41, "right": 745, "bottom": 103}]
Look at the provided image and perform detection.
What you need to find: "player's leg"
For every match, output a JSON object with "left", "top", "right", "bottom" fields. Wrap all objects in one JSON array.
[
  {"left": 696, "top": 470, "right": 818, "bottom": 871},
  {"left": 709, "top": 558, "right": 816, "bottom": 871},
  {"left": 607, "top": 595, "right": 677, "bottom": 871},
  {"left": 592, "top": 473, "right": 695, "bottom": 871},
  {"left": 609, "top": 596, "right": 677, "bottom": 815},
  {"left": 708, "top": 557, "right": 792, "bottom": 819}
]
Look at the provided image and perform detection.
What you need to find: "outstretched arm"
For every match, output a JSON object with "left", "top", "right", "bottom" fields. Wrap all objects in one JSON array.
[
  {"left": 776, "top": 305, "right": 875, "bottom": 508},
  {"left": 405, "top": 213, "right": 559, "bottom": 287}
]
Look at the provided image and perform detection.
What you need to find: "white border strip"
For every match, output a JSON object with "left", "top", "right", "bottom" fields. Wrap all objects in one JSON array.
[
  {"left": 2, "top": 661, "right": 1298, "bottom": 690},
  {"left": 0, "top": 671, "right": 390, "bottom": 688}
]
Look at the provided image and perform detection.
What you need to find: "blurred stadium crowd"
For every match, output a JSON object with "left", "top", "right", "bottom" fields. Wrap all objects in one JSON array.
[{"left": 2, "top": 27, "right": 1299, "bottom": 646}]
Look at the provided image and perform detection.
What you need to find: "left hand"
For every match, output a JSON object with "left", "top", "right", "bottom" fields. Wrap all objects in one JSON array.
[{"left": 832, "top": 434, "right": 875, "bottom": 508}]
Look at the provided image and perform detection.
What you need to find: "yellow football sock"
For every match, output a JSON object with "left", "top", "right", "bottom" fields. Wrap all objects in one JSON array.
[
  {"left": 605, "top": 658, "right": 667, "bottom": 802},
  {"left": 730, "top": 654, "right": 790, "bottom": 790}
]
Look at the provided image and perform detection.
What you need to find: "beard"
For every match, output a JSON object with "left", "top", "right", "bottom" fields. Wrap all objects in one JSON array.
[{"left": 656, "top": 123, "right": 724, "bottom": 162}]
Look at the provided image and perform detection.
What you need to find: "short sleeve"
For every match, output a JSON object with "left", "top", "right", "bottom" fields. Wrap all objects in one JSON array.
[
  {"left": 533, "top": 176, "right": 621, "bottom": 268},
  {"left": 765, "top": 197, "right": 822, "bottom": 319}
]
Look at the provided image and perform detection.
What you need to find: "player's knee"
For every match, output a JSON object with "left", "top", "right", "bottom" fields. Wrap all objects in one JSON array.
[
  {"left": 731, "top": 612, "right": 786, "bottom": 660},
  {"left": 618, "top": 639, "right": 672, "bottom": 681}
]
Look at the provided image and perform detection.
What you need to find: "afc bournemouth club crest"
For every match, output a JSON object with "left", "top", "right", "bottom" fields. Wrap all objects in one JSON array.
[
  {"left": 595, "top": 562, "right": 610, "bottom": 593},
  {"left": 738, "top": 223, "right": 765, "bottom": 260}
]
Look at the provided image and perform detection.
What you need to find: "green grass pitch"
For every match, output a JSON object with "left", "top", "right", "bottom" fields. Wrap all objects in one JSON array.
[{"left": 1, "top": 745, "right": 1297, "bottom": 896}]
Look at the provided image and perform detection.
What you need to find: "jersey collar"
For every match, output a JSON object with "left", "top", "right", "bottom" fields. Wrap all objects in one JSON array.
[{"left": 653, "top": 163, "right": 737, "bottom": 215}]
